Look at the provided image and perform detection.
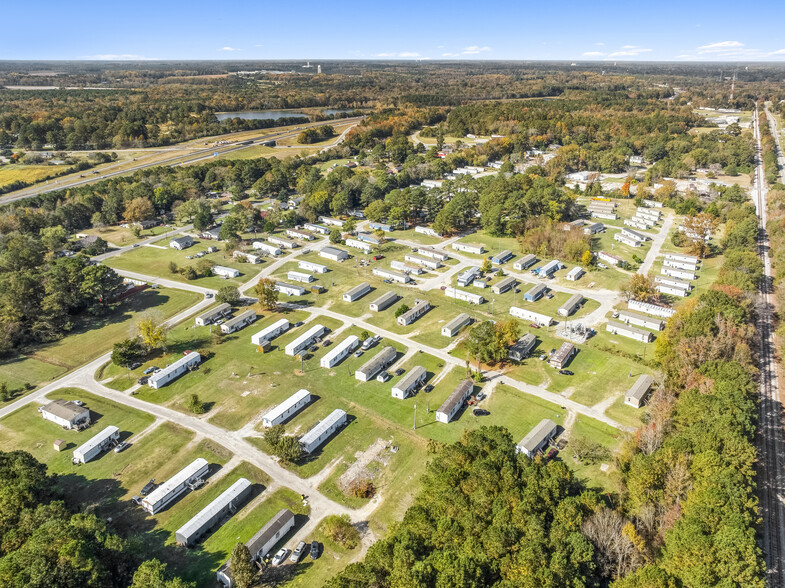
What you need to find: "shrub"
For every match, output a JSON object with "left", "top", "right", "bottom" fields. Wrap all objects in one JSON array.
[{"left": 322, "top": 514, "right": 360, "bottom": 549}]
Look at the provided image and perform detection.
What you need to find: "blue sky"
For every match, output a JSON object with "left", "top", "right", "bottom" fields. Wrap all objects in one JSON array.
[{"left": 4, "top": 0, "right": 785, "bottom": 61}]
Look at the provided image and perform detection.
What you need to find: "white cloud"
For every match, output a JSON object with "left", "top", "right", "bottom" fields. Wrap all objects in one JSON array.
[
  {"left": 461, "top": 45, "right": 492, "bottom": 55},
  {"left": 582, "top": 51, "right": 605, "bottom": 57},
  {"left": 437, "top": 45, "right": 445, "bottom": 49},
  {"left": 81, "top": 53, "right": 155, "bottom": 60},
  {"left": 621, "top": 45, "right": 637, "bottom": 49},
  {"left": 218, "top": 46, "right": 240, "bottom": 52},
  {"left": 685, "top": 40, "right": 785, "bottom": 59},
  {"left": 608, "top": 48, "right": 652, "bottom": 57},
  {"left": 595, "top": 42, "right": 605, "bottom": 46},
  {"left": 374, "top": 51, "right": 421, "bottom": 58},
  {"left": 696, "top": 40, "right": 744, "bottom": 54},
  {"left": 771, "top": 49, "right": 785, "bottom": 55},
  {"left": 442, "top": 52, "right": 460, "bottom": 58}
]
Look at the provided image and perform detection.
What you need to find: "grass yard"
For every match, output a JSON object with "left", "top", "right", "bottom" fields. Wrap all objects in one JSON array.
[
  {"left": 604, "top": 394, "right": 648, "bottom": 429},
  {"left": 388, "top": 227, "right": 445, "bottom": 246},
  {"left": 591, "top": 229, "right": 652, "bottom": 269},
  {"left": 104, "top": 240, "right": 255, "bottom": 289},
  {"left": 566, "top": 416, "right": 627, "bottom": 491},
  {"left": 453, "top": 231, "right": 522, "bottom": 260},
  {"left": 0, "top": 355, "right": 67, "bottom": 401},
  {"left": 0, "top": 164, "right": 63, "bottom": 188},
  {"left": 82, "top": 224, "right": 172, "bottom": 247}
]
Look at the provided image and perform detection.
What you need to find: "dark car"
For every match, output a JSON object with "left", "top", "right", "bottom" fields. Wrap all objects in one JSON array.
[
  {"left": 310, "top": 540, "right": 320, "bottom": 560},
  {"left": 141, "top": 479, "right": 156, "bottom": 496},
  {"left": 559, "top": 369, "right": 574, "bottom": 376},
  {"left": 423, "top": 384, "right": 434, "bottom": 393},
  {"left": 473, "top": 408, "right": 490, "bottom": 416},
  {"left": 294, "top": 321, "right": 304, "bottom": 327},
  {"left": 546, "top": 448, "right": 558, "bottom": 460},
  {"left": 128, "top": 361, "right": 142, "bottom": 370},
  {"left": 309, "top": 345, "right": 319, "bottom": 352},
  {"left": 373, "top": 255, "right": 384, "bottom": 261},
  {"left": 143, "top": 366, "right": 158, "bottom": 375},
  {"left": 394, "top": 368, "right": 404, "bottom": 376},
  {"left": 137, "top": 376, "right": 149, "bottom": 385}
]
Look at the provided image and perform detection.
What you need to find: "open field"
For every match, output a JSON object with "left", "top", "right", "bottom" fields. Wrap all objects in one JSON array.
[
  {"left": 81, "top": 223, "right": 173, "bottom": 247},
  {"left": 104, "top": 240, "right": 254, "bottom": 289},
  {"left": 0, "top": 288, "right": 201, "bottom": 394},
  {"left": 0, "top": 164, "right": 65, "bottom": 187}
]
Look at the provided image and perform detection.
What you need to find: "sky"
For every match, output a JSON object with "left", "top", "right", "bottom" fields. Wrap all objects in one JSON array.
[{"left": 4, "top": 0, "right": 785, "bottom": 62}]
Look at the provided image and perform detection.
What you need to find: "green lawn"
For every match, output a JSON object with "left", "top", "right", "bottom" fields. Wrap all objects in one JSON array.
[
  {"left": 82, "top": 224, "right": 172, "bottom": 247},
  {"left": 453, "top": 231, "right": 522, "bottom": 260},
  {"left": 388, "top": 227, "right": 445, "bottom": 246},
  {"left": 104, "top": 240, "right": 255, "bottom": 289},
  {"left": 0, "top": 355, "right": 66, "bottom": 400},
  {"left": 567, "top": 416, "right": 627, "bottom": 491}
]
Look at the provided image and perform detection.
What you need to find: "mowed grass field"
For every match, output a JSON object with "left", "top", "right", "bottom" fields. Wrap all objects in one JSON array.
[
  {"left": 0, "top": 164, "right": 62, "bottom": 187},
  {"left": 0, "top": 288, "right": 201, "bottom": 399}
]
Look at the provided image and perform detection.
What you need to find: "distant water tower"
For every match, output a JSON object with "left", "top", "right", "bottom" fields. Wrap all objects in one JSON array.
[{"left": 317, "top": 65, "right": 321, "bottom": 74}]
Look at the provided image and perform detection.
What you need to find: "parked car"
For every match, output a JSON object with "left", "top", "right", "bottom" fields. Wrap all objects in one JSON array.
[
  {"left": 310, "top": 541, "right": 320, "bottom": 560},
  {"left": 539, "top": 354, "right": 548, "bottom": 361},
  {"left": 137, "top": 376, "right": 149, "bottom": 385},
  {"left": 141, "top": 479, "right": 156, "bottom": 496},
  {"left": 394, "top": 368, "right": 404, "bottom": 376},
  {"left": 143, "top": 366, "right": 158, "bottom": 375},
  {"left": 73, "top": 400, "right": 85, "bottom": 406},
  {"left": 473, "top": 408, "right": 490, "bottom": 416},
  {"left": 215, "top": 319, "right": 224, "bottom": 325},
  {"left": 205, "top": 293, "right": 213, "bottom": 299},
  {"left": 322, "top": 339, "right": 332, "bottom": 346},
  {"left": 114, "top": 441, "right": 129, "bottom": 453},
  {"left": 372, "top": 255, "right": 384, "bottom": 261},
  {"left": 291, "top": 541, "right": 306, "bottom": 563},
  {"left": 354, "top": 350, "right": 364, "bottom": 358},
  {"left": 376, "top": 371, "right": 391, "bottom": 383},
  {"left": 294, "top": 321, "right": 304, "bottom": 327},
  {"left": 423, "top": 384, "right": 434, "bottom": 393},
  {"left": 559, "top": 369, "right": 574, "bottom": 376},
  {"left": 309, "top": 345, "right": 319, "bottom": 353},
  {"left": 128, "top": 362, "right": 142, "bottom": 370},
  {"left": 383, "top": 279, "right": 392, "bottom": 284},
  {"left": 272, "top": 548, "right": 289, "bottom": 566},
  {"left": 529, "top": 323, "right": 541, "bottom": 329},
  {"left": 476, "top": 392, "right": 486, "bottom": 401},
  {"left": 546, "top": 448, "right": 558, "bottom": 460}
]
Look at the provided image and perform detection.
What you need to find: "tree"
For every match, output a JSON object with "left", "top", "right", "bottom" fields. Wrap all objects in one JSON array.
[
  {"left": 717, "top": 250, "right": 764, "bottom": 292},
  {"left": 187, "top": 393, "right": 206, "bottom": 414},
  {"left": 276, "top": 435, "right": 303, "bottom": 463},
  {"left": 681, "top": 213, "right": 719, "bottom": 258},
  {"left": 229, "top": 543, "right": 256, "bottom": 588},
  {"left": 621, "top": 274, "right": 658, "bottom": 303},
  {"left": 263, "top": 424, "right": 285, "bottom": 449},
  {"left": 394, "top": 304, "right": 410, "bottom": 318},
  {"left": 581, "top": 250, "right": 594, "bottom": 267},
  {"left": 79, "top": 264, "right": 123, "bottom": 309},
  {"left": 123, "top": 197, "right": 155, "bottom": 223},
  {"left": 255, "top": 278, "right": 279, "bottom": 311},
  {"left": 168, "top": 261, "right": 178, "bottom": 274},
  {"left": 481, "top": 257, "right": 492, "bottom": 274},
  {"left": 129, "top": 560, "right": 194, "bottom": 588},
  {"left": 0, "top": 382, "right": 9, "bottom": 402},
  {"left": 39, "top": 226, "right": 67, "bottom": 252},
  {"left": 466, "top": 321, "right": 506, "bottom": 372},
  {"left": 112, "top": 338, "right": 146, "bottom": 367},
  {"left": 216, "top": 286, "right": 240, "bottom": 305},
  {"left": 329, "top": 227, "right": 342, "bottom": 244},
  {"left": 135, "top": 314, "right": 168, "bottom": 351},
  {"left": 322, "top": 514, "right": 360, "bottom": 549}
]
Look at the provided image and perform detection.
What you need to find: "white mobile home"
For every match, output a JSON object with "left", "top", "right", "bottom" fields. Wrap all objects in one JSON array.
[
  {"left": 513, "top": 253, "right": 537, "bottom": 270},
  {"left": 321, "top": 336, "right": 360, "bottom": 368},
  {"left": 175, "top": 478, "right": 252, "bottom": 547},
  {"left": 285, "top": 324, "right": 327, "bottom": 356},
  {"left": 370, "top": 291, "right": 398, "bottom": 312},
  {"left": 606, "top": 320, "right": 654, "bottom": 343},
  {"left": 416, "top": 247, "right": 449, "bottom": 261},
  {"left": 491, "top": 276, "right": 517, "bottom": 294},
  {"left": 662, "top": 267, "right": 696, "bottom": 281},
  {"left": 286, "top": 228, "right": 315, "bottom": 241},
  {"left": 405, "top": 254, "right": 441, "bottom": 269},
  {"left": 41, "top": 399, "right": 90, "bottom": 430},
  {"left": 398, "top": 299, "right": 431, "bottom": 325},
  {"left": 319, "top": 246, "right": 348, "bottom": 262},
  {"left": 275, "top": 282, "right": 307, "bottom": 296},
  {"left": 442, "top": 313, "right": 472, "bottom": 337},
  {"left": 148, "top": 352, "right": 201, "bottom": 389},
  {"left": 665, "top": 253, "right": 698, "bottom": 265},
  {"left": 614, "top": 233, "right": 643, "bottom": 248},
  {"left": 558, "top": 294, "right": 584, "bottom": 317},
  {"left": 300, "top": 409, "right": 347, "bottom": 454},
  {"left": 643, "top": 199, "right": 664, "bottom": 208},
  {"left": 566, "top": 266, "right": 584, "bottom": 281},
  {"left": 435, "top": 380, "right": 474, "bottom": 423},
  {"left": 508, "top": 333, "right": 537, "bottom": 361},
  {"left": 298, "top": 260, "right": 328, "bottom": 274},
  {"left": 655, "top": 275, "right": 692, "bottom": 291},
  {"left": 355, "top": 346, "right": 397, "bottom": 381},
  {"left": 656, "top": 284, "right": 689, "bottom": 297},
  {"left": 261, "top": 389, "right": 311, "bottom": 427},
  {"left": 195, "top": 303, "right": 232, "bottom": 326},
  {"left": 252, "top": 242, "right": 282, "bottom": 257},
  {"left": 414, "top": 225, "right": 440, "bottom": 237},
  {"left": 213, "top": 265, "right": 240, "bottom": 279},
  {"left": 444, "top": 287, "right": 484, "bottom": 305},
  {"left": 510, "top": 306, "right": 553, "bottom": 326},
  {"left": 390, "top": 260, "right": 423, "bottom": 275},
  {"left": 663, "top": 258, "right": 698, "bottom": 272},
  {"left": 251, "top": 319, "right": 290, "bottom": 345},
  {"left": 372, "top": 267, "right": 412, "bottom": 284},
  {"left": 233, "top": 251, "right": 262, "bottom": 264},
  {"left": 516, "top": 419, "right": 558, "bottom": 458},
  {"left": 342, "top": 282, "right": 371, "bottom": 302},
  {"left": 536, "top": 259, "right": 563, "bottom": 278},
  {"left": 142, "top": 458, "right": 210, "bottom": 514},
  {"left": 319, "top": 216, "right": 345, "bottom": 228},
  {"left": 345, "top": 238, "right": 372, "bottom": 253},
  {"left": 549, "top": 343, "right": 576, "bottom": 369},
  {"left": 617, "top": 310, "right": 665, "bottom": 331},
  {"left": 597, "top": 251, "right": 624, "bottom": 267},
  {"left": 268, "top": 236, "right": 297, "bottom": 249},
  {"left": 287, "top": 271, "right": 314, "bottom": 283},
  {"left": 456, "top": 266, "right": 481, "bottom": 287},
  {"left": 303, "top": 222, "right": 330, "bottom": 235},
  {"left": 216, "top": 509, "right": 295, "bottom": 586},
  {"left": 625, "top": 375, "right": 654, "bottom": 408},
  {"left": 220, "top": 310, "right": 256, "bottom": 334},
  {"left": 452, "top": 242, "right": 485, "bottom": 255},
  {"left": 391, "top": 366, "right": 427, "bottom": 399},
  {"left": 628, "top": 299, "right": 675, "bottom": 318},
  {"left": 72, "top": 426, "right": 119, "bottom": 464}
]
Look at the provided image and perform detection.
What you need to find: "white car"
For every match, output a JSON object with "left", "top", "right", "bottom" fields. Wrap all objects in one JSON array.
[
  {"left": 272, "top": 548, "right": 288, "bottom": 566},
  {"left": 290, "top": 541, "right": 306, "bottom": 563}
]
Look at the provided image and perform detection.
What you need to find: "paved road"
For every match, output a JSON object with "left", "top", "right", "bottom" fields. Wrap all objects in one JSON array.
[
  {"left": 752, "top": 105, "right": 785, "bottom": 587},
  {"left": 638, "top": 213, "right": 674, "bottom": 276},
  {"left": 765, "top": 103, "right": 785, "bottom": 184},
  {"left": 2, "top": 118, "right": 364, "bottom": 204}
]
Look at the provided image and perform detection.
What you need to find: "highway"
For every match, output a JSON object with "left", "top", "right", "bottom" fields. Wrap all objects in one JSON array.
[
  {"left": 1, "top": 117, "right": 363, "bottom": 205},
  {"left": 752, "top": 104, "right": 785, "bottom": 588}
]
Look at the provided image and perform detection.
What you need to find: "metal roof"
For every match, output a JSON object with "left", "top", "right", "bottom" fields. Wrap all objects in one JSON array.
[
  {"left": 320, "top": 246, "right": 347, "bottom": 257},
  {"left": 550, "top": 342, "right": 575, "bottom": 365},
  {"left": 252, "top": 319, "right": 290, "bottom": 342},
  {"left": 262, "top": 389, "right": 311, "bottom": 424},
  {"left": 148, "top": 352, "right": 201, "bottom": 385},
  {"left": 246, "top": 509, "right": 295, "bottom": 559},
  {"left": 344, "top": 282, "right": 371, "bottom": 298},
  {"left": 607, "top": 320, "right": 652, "bottom": 338},
  {"left": 437, "top": 379, "right": 474, "bottom": 416},
  {"left": 42, "top": 399, "right": 88, "bottom": 421},
  {"left": 357, "top": 346, "right": 397, "bottom": 377},
  {"left": 73, "top": 426, "right": 118, "bottom": 458},
  {"left": 444, "top": 313, "right": 471, "bottom": 332},
  {"left": 517, "top": 419, "right": 558, "bottom": 454},
  {"left": 393, "top": 366, "right": 426, "bottom": 393},
  {"left": 285, "top": 324, "right": 326, "bottom": 354},
  {"left": 559, "top": 294, "right": 584, "bottom": 311},
  {"left": 525, "top": 283, "right": 547, "bottom": 297},
  {"left": 222, "top": 310, "right": 256, "bottom": 329},
  {"left": 370, "top": 291, "right": 397, "bottom": 309},
  {"left": 300, "top": 409, "right": 347, "bottom": 446},
  {"left": 627, "top": 375, "right": 654, "bottom": 403},
  {"left": 196, "top": 303, "right": 231, "bottom": 322},
  {"left": 321, "top": 336, "right": 359, "bottom": 366},
  {"left": 176, "top": 478, "right": 252, "bottom": 544},
  {"left": 144, "top": 458, "right": 209, "bottom": 507}
]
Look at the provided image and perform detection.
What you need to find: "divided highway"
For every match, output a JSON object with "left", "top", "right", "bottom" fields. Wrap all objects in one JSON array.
[{"left": 753, "top": 104, "right": 785, "bottom": 588}]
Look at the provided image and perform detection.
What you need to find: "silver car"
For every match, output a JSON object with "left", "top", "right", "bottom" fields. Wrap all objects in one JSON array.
[{"left": 290, "top": 541, "right": 306, "bottom": 563}]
